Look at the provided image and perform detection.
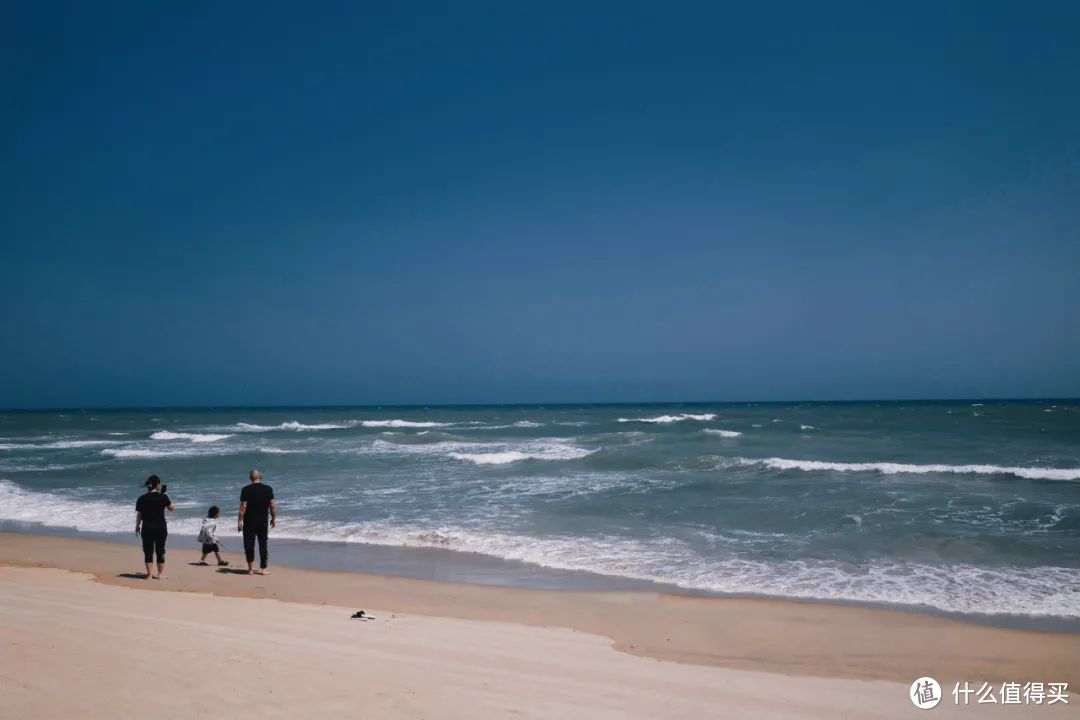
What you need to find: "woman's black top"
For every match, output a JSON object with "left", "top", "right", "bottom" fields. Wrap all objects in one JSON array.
[{"left": 136, "top": 492, "right": 172, "bottom": 528}]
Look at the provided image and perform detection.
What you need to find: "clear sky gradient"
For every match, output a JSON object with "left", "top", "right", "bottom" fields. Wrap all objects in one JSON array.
[{"left": 2, "top": 2, "right": 1078, "bottom": 407}]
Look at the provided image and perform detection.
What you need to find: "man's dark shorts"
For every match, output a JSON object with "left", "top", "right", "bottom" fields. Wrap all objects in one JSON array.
[{"left": 201, "top": 542, "right": 219, "bottom": 554}]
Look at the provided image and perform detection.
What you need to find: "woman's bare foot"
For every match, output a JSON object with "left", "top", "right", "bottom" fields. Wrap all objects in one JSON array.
[
  {"left": 247, "top": 568, "right": 255, "bottom": 575},
  {"left": 157, "top": 575, "right": 168, "bottom": 580},
  {"left": 259, "top": 569, "right": 270, "bottom": 575}
]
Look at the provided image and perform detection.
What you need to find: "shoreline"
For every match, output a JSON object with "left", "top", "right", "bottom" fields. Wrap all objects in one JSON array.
[
  {"left": 4, "top": 522, "right": 1078, "bottom": 633},
  {"left": 2, "top": 532, "right": 1077, "bottom": 684}
]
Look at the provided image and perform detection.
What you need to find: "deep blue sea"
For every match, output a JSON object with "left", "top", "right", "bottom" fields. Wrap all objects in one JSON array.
[{"left": 1, "top": 402, "right": 1078, "bottom": 618}]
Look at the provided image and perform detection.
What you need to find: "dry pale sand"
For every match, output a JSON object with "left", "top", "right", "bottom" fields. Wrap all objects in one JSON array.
[{"left": 1, "top": 534, "right": 1077, "bottom": 719}]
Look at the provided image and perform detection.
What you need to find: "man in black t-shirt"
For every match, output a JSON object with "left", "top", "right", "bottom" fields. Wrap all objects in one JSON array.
[
  {"left": 135, "top": 474, "right": 174, "bottom": 579},
  {"left": 237, "top": 468, "right": 276, "bottom": 575}
]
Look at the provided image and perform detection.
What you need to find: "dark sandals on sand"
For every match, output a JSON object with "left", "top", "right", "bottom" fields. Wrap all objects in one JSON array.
[
  {"left": 218, "top": 560, "right": 230, "bottom": 566},
  {"left": 350, "top": 610, "right": 374, "bottom": 621}
]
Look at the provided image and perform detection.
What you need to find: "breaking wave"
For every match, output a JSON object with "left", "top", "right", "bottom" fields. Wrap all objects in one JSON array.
[
  {"left": 151, "top": 431, "right": 233, "bottom": 443},
  {"left": 617, "top": 413, "right": 717, "bottom": 424},
  {"left": 369, "top": 438, "right": 595, "bottom": 465},
  {"left": 232, "top": 421, "right": 354, "bottom": 432},
  {"left": 448, "top": 445, "right": 595, "bottom": 465},
  {"left": 735, "top": 457, "right": 1080, "bottom": 481},
  {"left": 0, "top": 440, "right": 119, "bottom": 450},
  {"left": 356, "top": 420, "right": 452, "bottom": 428},
  {"left": 703, "top": 429, "right": 742, "bottom": 438},
  {"left": 230, "top": 419, "right": 451, "bottom": 432}
]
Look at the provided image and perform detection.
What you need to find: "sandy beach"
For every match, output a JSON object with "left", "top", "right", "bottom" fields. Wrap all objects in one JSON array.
[{"left": 1, "top": 533, "right": 1076, "bottom": 718}]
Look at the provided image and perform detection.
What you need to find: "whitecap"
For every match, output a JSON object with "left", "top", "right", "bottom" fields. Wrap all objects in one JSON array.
[
  {"left": 357, "top": 420, "right": 452, "bottom": 428},
  {"left": 0, "top": 440, "right": 119, "bottom": 450},
  {"left": 734, "top": 457, "right": 1080, "bottom": 481},
  {"left": 232, "top": 421, "right": 353, "bottom": 432},
  {"left": 703, "top": 429, "right": 742, "bottom": 438},
  {"left": 449, "top": 445, "right": 595, "bottom": 465},
  {"left": 617, "top": 413, "right": 716, "bottom": 424},
  {"left": 151, "top": 431, "right": 233, "bottom": 443},
  {"left": 459, "top": 420, "right": 546, "bottom": 430},
  {"left": 102, "top": 448, "right": 191, "bottom": 459},
  {"left": 369, "top": 438, "right": 594, "bottom": 465}
]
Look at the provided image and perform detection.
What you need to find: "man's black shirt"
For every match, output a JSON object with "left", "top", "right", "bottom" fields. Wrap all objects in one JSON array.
[{"left": 240, "top": 483, "right": 274, "bottom": 525}]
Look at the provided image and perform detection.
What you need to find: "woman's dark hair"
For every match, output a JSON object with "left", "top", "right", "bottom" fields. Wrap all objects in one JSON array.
[
  {"left": 145, "top": 475, "right": 161, "bottom": 489},
  {"left": 207, "top": 505, "right": 220, "bottom": 518}
]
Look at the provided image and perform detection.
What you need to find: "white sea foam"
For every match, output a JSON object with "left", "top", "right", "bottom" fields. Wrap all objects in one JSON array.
[
  {"left": 232, "top": 421, "right": 354, "bottom": 432},
  {"left": 703, "top": 429, "right": 743, "bottom": 438},
  {"left": 101, "top": 443, "right": 251, "bottom": 459},
  {"left": 735, "top": 457, "right": 1080, "bottom": 481},
  {"left": 357, "top": 420, "right": 451, "bottom": 428},
  {"left": 258, "top": 447, "right": 302, "bottom": 454},
  {"left": 370, "top": 438, "right": 595, "bottom": 465},
  {"left": 0, "top": 479, "right": 1076, "bottom": 617},
  {"left": 617, "top": 413, "right": 717, "bottom": 424},
  {"left": 151, "top": 431, "right": 233, "bottom": 443},
  {"left": 273, "top": 525, "right": 1080, "bottom": 616},
  {"left": 230, "top": 419, "right": 449, "bottom": 432},
  {"left": 449, "top": 445, "right": 595, "bottom": 465},
  {"left": 0, "top": 440, "right": 118, "bottom": 450},
  {"left": 0, "top": 480, "right": 197, "bottom": 535},
  {"left": 102, "top": 448, "right": 193, "bottom": 459},
  {"left": 800, "top": 425, "right": 816, "bottom": 431},
  {"left": 460, "top": 420, "right": 546, "bottom": 430}
]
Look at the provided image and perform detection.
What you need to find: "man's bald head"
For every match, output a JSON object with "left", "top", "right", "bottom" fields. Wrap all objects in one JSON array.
[{"left": 249, "top": 469, "right": 263, "bottom": 483}]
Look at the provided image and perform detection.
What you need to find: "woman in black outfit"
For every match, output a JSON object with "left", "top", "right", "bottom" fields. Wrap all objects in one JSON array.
[{"left": 135, "top": 475, "right": 174, "bottom": 579}]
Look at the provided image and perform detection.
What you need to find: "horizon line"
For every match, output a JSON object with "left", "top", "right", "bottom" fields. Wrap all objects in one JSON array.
[{"left": 1, "top": 396, "right": 1076, "bottom": 413}]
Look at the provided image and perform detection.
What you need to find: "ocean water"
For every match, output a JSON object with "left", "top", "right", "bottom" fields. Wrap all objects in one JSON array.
[{"left": 1, "top": 402, "right": 1078, "bottom": 619}]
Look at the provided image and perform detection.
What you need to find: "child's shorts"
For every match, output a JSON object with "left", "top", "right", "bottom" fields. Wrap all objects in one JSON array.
[{"left": 202, "top": 543, "right": 220, "bottom": 553}]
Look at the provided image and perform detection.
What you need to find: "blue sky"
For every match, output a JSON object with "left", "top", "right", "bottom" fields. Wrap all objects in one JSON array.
[{"left": 2, "top": 2, "right": 1078, "bottom": 407}]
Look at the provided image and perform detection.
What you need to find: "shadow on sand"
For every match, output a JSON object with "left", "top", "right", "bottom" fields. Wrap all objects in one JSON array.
[{"left": 116, "top": 573, "right": 148, "bottom": 580}]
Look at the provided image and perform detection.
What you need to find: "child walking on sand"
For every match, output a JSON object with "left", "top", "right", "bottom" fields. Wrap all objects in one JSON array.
[{"left": 197, "top": 506, "right": 229, "bottom": 566}]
